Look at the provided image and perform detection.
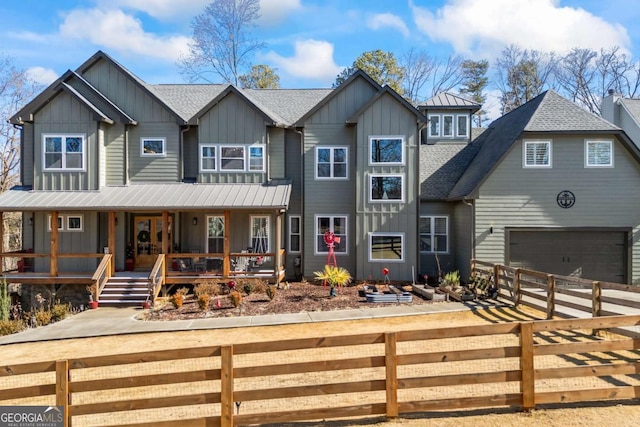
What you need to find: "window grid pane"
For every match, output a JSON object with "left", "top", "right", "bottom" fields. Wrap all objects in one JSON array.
[
  {"left": 316, "top": 216, "right": 347, "bottom": 253},
  {"left": 526, "top": 142, "right": 550, "bottom": 166},
  {"left": 420, "top": 217, "right": 448, "bottom": 253},
  {"left": 587, "top": 141, "right": 612, "bottom": 166}
]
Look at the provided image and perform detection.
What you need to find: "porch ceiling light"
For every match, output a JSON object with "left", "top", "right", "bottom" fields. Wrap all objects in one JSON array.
[{"left": 192, "top": 217, "right": 198, "bottom": 226}]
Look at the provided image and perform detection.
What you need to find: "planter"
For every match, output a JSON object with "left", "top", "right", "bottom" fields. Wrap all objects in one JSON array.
[
  {"left": 88, "top": 301, "right": 99, "bottom": 309},
  {"left": 125, "top": 258, "right": 135, "bottom": 271},
  {"left": 142, "top": 301, "right": 151, "bottom": 309}
]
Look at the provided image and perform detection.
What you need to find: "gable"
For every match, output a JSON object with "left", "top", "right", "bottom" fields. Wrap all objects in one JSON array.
[
  {"left": 305, "top": 75, "right": 379, "bottom": 125},
  {"left": 198, "top": 91, "right": 267, "bottom": 145}
]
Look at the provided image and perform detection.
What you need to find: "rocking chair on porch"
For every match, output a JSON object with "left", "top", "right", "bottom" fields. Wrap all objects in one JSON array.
[{"left": 232, "top": 250, "right": 250, "bottom": 272}]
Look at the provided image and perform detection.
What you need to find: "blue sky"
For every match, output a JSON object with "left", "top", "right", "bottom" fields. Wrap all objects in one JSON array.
[{"left": 2, "top": 0, "right": 640, "bottom": 95}]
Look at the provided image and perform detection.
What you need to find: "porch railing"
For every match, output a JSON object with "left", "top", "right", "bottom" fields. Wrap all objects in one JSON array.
[
  {"left": 90, "top": 254, "right": 113, "bottom": 301},
  {"left": 149, "top": 254, "right": 166, "bottom": 303}
]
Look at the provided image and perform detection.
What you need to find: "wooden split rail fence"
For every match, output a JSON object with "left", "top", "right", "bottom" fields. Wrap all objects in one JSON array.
[{"left": 3, "top": 314, "right": 640, "bottom": 426}]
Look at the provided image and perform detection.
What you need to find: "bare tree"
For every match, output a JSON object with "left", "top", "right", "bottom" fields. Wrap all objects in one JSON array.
[
  {"left": 179, "top": 0, "right": 265, "bottom": 85},
  {"left": 0, "top": 55, "right": 40, "bottom": 251},
  {"left": 556, "top": 47, "right": 599, "bottom": 113},
  {"left": 400, "top": 49, "right": 464, "bottom": 105},
  {"left": 495, "top": 44, "right": 558, "bottom": 114}
]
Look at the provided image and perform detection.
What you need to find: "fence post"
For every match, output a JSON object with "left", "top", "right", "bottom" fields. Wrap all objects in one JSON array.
[
  {"left": 221, "top": 345, "right": 234, "bottom": 427},
  {"left": 471, "top": 259, "right": 476, "bottom": 278},
  {"left": 546, "top": 275, "right": 555, "bottom": 320},
  {"left": 385, "top": 332, "right": 399, "bottom": 418},
  {"left": 592, "top": 281, "right": 602, "bottom": 335},
  {"left": 493, "top": 264, "right": 501, "bottom": 297},
  {"left": 514, "top": 269, "right": 521, "bottom": 306},
  {"left": 55, "top": 360, "right": 69, "bottom": 427},
  {"left": 520, "top": 322, "right": 535, "bottom": 411}
]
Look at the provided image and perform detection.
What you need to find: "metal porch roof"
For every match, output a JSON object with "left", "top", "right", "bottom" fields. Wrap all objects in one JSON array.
[{"left": 0, "top": 181, "right": 291, "bottom": 211}]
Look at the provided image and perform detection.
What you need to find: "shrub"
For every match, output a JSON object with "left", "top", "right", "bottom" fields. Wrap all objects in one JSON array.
[
  {"left": 252, "top": 279, "right": 267, "bottom": 295},
  {"left": 241, "top": 280, "right": 255, "bottom": 295},
  {"left": 228, "top": 290, "right": 242, "bottom": 308},
  {"left": 0, "top": 279, "right": 10, "bottom": 321},
  {"left": 197, "top": 293, "right": 210, "bottom": 310},
  {"left": 170, "top": 287, "right": 189, "bottom": 309},
  {"left": 34, "top": 309, "right": 52, "bottom": 327},
  {"left": 266, "top": 285, "right": 277, "bottom": 301},
  {"left": 0, "top": 320, "right": 25, "bottom": 336},
  {"left": 194, "top": 281, "right": 220, "bottom": 297},
  {"left": 50, "top": 301, "right": 70, "bottom": 322}
]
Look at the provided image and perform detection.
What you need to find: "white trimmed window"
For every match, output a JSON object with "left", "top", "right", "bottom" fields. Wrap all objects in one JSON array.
[
  {"left": 456, "top": 115, "right": 469, "bottom": 138},
  {"left": 420, "top": 216, "right": 448, "bottom": 253},
  {"left": 249, "top": 146, "right": 265, "bottom": 171},
  {"left": 442, "top": 115, "right": 454, "bottom": 137},
  {"left": 370, "top": 174, "right": 404, "bottom": 202},
  {"left": 316, "top": 147, "right": 348, "bottom": 179},
  {"left": 141, "top": 138, "right": 166, "bottom": 156},
  {"left": 369, "top": 233, "right": 404, "bottom": 262},
  {"left": 48, "top": 214, "right": 83, "bottom": 232},
  {"left": 315, "top": 215, "right": 347, "bottom": 254},
  {"left": 200, "top": 145, "right": 217, "bottom": 171},
  {"left": 428, "top": 115, "right": 440, "bottom": 137},
  {"left": 250, "top": 215, "right": 270, "bottom": 254},
  {"left": 206, "top": 216, "right": 225, "bottom": 253},
  {"left": 221, "top": 146, "right": 245, "bottom": 171},
  {"left": 523, "top": 140, "right": 552, "bottom": 168},
  {"left": 289, "top": 215, "right": 301, "bottom": 253},
  {"left": 585, "top": 140, "right": 613, "bottom": 167},
  {"left": 43, "top": 134, "right": 85, "bottom": 170},
  {"left": 369, "top": 136, "right": 404, "bottom": 165}
]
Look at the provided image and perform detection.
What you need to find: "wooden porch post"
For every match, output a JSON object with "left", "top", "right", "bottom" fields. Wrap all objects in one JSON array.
[
  {"left": 162, "top": 211, "right": 169, "bottom": 277},
  {"left": 223, "top": 210, "right": 230, "bottom": 277},
  {"left": 275, "top": 210, "right": 283, "bottom": 284},
  {"left": 50, "top": 211, "right": 59, "bottom": 276}
]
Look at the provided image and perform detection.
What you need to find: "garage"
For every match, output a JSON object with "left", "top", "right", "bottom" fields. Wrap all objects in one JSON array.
[{"left": 507, "top": 229, "right": 628, "bottom": 284}]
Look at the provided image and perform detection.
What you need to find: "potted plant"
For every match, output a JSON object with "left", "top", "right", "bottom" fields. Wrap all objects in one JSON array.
[
  {"left": 125, "top": 242, "right": 135, "bottom": 271},
  {"left": 313, "top": 265, "right": 352, "bottom": 298},
  {"left": 86, "top": 284, "right": 99, "bottom": 309}
]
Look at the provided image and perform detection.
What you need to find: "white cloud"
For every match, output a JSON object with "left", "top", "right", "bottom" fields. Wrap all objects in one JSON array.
[
  {"left": 264, "top": 39, "right": 341, "bottom": 81},
  {"left": 411, "top": 0, "right": 630, "bottom": 58},
  {"left": 59, "top": 8, "right": 190, "bottom": 61},
  {"left": 259, "top": 0, "right": 302, "bottom": 25},
  {"left": 26, "top": 67, "right": 59, "bottom": 85},
  {"left": 366, "top": 13, "right": 410, "bottom": 38},
  {"left": 96, "top": 0, "right": 209, "bottom": 20}
]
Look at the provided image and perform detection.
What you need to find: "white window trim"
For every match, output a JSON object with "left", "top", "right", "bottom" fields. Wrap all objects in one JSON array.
[
  {"left": 141, "top": 137, "right": 166, "bottom": 157},
  {"left": 42, "top": 134, "right": 86, "bottom": 171},
  {"left": 420, "top": 215, "right": 449, "bottom": 254},
  {"left": 456, "top": 115, "right": 469, "bottom": 138},
  {"left": 368, "top": 135, "right": 405, "bottom": 165},
  {"left": 248, "top": 144, "right": 266, "bottom": 172},
  {"left": 369, "top": 232, "right": 405, "bottom": 262},
  {"left": 199, "top": 144, "right": 217, "bottom": 172},
  {"left": 442, "top": 115, "right": 454, "bottom": 138},
  {"left": 288, "top": 215, "right": 301, "bottom": 253},
  {"left": 585, "top": 140, "right": 614, "bottom": 168},
  {"left": 205, "top": 215, "right": 225, "bottom": 253},
  {"left": 523, "top": 140, "right": 552, "bottom": 168},
  {"left": 369, "top": 174, "right": 404, "bottom": 203},
  {"left": 315, "top": 146, "right": 349, "bottom": 180},
  {"left": 48, "top": 214, "right": 83, "bottom": 232},
  {"left": 220, "top": 145, "right": 246, "bottom": 171},
  {"left": 314, "top": 214, "right": 348, "bottom": 255},
  {"left": 249, "top": 215, "right": 271, "bottom": 253},
  {"left": 428, "top": 115, "right": 440, "bottom": 137}
]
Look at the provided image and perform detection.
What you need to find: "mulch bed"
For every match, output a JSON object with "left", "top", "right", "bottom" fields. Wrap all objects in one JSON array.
[{"left": 142, "top": 282, "right": 434, "bottom": 320}]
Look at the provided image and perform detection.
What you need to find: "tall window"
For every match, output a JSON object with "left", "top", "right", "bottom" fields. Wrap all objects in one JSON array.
[
  {"left": 43, "top": 134, "right": 85, "bottom": 170},
  {"left": 428, "top": 115, "right": 440, "bottom": 137},
  {"left": 369, "top": 233, "right": 404, "bottom": 262},
  {"left": 141, "top": 138, "right": 166, "bottom": 156},
  {"left": 201, "top": 145, "right": 216, "bottom": 171},
  {"left": 250, "top": 215, "right": 270, "bottom": 254},
  {"left": 207, "top": 216, "right": 225, "bottom": 253},
  {"left": 316, "top": 147, "right": 348, "bottom": 179},
  {"left": 524, "top": 140, "right": 552, "bottom": 168},
  {"left": 315, "top": 215, "right": 347, "bottom": 254},
  {"left": 420, "top": 216, "right": 448, "bottom": 253},
  {"left": 456, "top": 115, "right": 469, "bottom": 137},
  {"left": 249, "top": 146, "right": 265, "bottom": 171},
  {"left": 585, "top": 140, "right": 613, "bottom": 167},
  {"left": 289, "top": 215, "right": 301, "bottom": 253},
  {"left": 442, "top": 115, "right": 454, "bottom": 137},
  {"left": 370, "top": 175, "right": 403, "bottom": 202},
  {"left": 369, "top": 136, "right": 404, "bottom": 164}
]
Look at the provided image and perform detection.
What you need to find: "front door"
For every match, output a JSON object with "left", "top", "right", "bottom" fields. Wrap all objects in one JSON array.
[{"left": 134, "top": 215, "right": 173, "bottom": 268}]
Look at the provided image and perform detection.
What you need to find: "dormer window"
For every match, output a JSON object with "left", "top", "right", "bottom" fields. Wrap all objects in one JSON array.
[
  {"left": 456, "top": 115, "right": 469, "bottom": 138},
  {"left": 428, "top": 115, "right": 440, "bottom": 137}
]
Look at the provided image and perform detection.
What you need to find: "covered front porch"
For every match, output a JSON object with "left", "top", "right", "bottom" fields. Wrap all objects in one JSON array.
[{"left": 0, "top": 181, "right": 290, "bottom": 305}]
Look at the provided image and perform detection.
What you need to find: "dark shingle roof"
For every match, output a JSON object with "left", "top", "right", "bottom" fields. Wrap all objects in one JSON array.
[
  {"left": 146, "top": 84, "right": 227, "bottom": 122},
  {"left": 420, "top": 143, "right": 480, "bottom": 200},
  {"left": 447, "top": 90, "right": 622, "bottom": 200},
  {"left": 243, "top": 89, "right": 333, "bottom": 125}
]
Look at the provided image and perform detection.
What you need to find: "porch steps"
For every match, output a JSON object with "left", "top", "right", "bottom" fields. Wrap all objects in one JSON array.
[{"left": 99, "top": 276, "right": 150, "bottom": 307}]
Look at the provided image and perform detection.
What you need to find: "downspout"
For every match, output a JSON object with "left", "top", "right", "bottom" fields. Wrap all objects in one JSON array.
[
  {"left": 124, "top": 124, "right": 130, "bottom": 185},
  {"left": 295, "top": 127, "right": 305, "bottom": 278},
  {"left": 463, "top": 196, "right": 475, "bottom": 267},
  {"left": 180, "top": 124, "right": 190, "bottom": 182}
]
